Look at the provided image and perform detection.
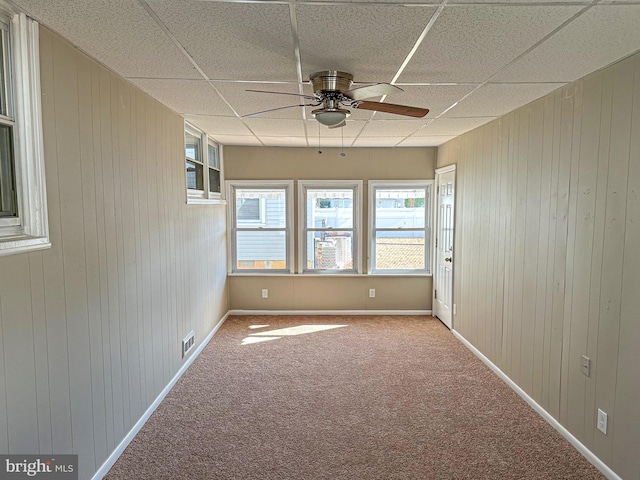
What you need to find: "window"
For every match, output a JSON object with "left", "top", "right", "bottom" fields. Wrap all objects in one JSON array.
[
  {"left": 369, "top": 181, "right": 433, "bottom": 274},
  {"left": 0, "top": 9, "right": 49, "bottom": 256},
  {"left": 298, "top": 180, "right": 362, "bottom": 274},
  {"left": 227, "top": 180, "right": 293, "bottom": 273},
  {"left": 207, "top": 140, "right": 221, "bottom": 194},
  {"left": 184, "top": 122, "right": 224, "bottom": 204}
]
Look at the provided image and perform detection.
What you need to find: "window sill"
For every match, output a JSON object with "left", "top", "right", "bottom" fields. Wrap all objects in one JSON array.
[
  {"left": 228, "top": 272, "right": 432, "bottom": 278},
  {"left": 0, "top": 235, "right": 51, "bottom": 257},
  {"left": 187, "top": 198, "right": 227, "bottom": 205}
]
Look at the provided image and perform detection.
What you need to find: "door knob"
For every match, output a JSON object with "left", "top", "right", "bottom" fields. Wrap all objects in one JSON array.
[{"left": 445, "top": 257, "right": 452, "bottom": 262}]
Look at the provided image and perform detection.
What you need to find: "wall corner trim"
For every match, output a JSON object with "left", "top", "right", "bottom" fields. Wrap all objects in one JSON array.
[
  {"left": 91, "top": 312, "right": 231, "bottom": 480},
  {"left": 451, "top": 329, "right": 622, "bottom": 480},
  {"left": 228, "top": 309, "right": 433, "bottom": 316}
]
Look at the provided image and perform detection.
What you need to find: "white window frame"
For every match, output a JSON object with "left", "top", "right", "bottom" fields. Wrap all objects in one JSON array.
[
  {"left": 298, "top": 180, "right": 363, "bottom": 274},
  {"left": 0, "top": 7, "right": 49, "bottom": 256},
  {"left": 368, "top": 180, "right": 434, "bottom": 275},
  {"left": 185, "top": 121, "right": 224, "bottom": 205},
  {"left": 226, "top": 180, "right": 294, "bottom": 274}
]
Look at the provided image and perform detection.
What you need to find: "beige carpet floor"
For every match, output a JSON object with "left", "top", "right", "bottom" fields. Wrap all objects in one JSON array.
[{"left": 105, "top": 315, "right": 605, "bottom": 479}]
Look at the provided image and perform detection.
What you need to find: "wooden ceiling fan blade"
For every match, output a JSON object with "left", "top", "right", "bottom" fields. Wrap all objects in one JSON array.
[
  {"left": 246, "top": 89, "right": 316, "bottom": 100},
  {"left": 344, "top": 83, "right": 403, "bottom": 100},
  {"left": 356, "top": 101, "right": 429, "bottom": 118},
  {"left": 242, "top": 104, "right": 316, "bottom": 118}
]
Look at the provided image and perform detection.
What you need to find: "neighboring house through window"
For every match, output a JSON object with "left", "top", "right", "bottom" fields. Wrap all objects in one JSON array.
[
  {"left": 369, "top": 180, "right": 433, "bottom": 274},
  {"left": 227, "top": 180, "right": 293, "bottom": 273},
  {"left": 298, "top": 180, "right": 362, "bottom": 274}
]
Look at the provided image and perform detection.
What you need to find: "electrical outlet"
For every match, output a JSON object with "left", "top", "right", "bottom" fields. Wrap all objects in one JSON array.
[
  {"left": 597, "top": 409, "right": 608, "bottom": 434},
  {"left": 581, "top": 355, "right": 591, "bottom": 377},
  {"left": 369, "top": 288, "right": 376, "bottom": 298},
  {"left": 182, "top": 330, "right": 195, "bottom": 358},
  {"left": 261, "top": 288, "right": 268, "bottom": 299}
]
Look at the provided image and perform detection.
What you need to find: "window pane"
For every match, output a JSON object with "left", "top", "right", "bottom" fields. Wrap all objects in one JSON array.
[
  {"left": 375, "top": 188, "right": 426, "bottom": 228},
  {"left": 235, "top": 188, "right": 285, "bottom": 227},
  {"left": 185, "top": 131, "right": 201, "bottom": 161},
  {"left": 0, "top": 123, "right": 16, "bottom": 216},
  {"left": 375, "top": 231, "right": 425, "bottom": 270},
  {"left": 306, "top": 188, "right": 353, "bottom": 228},
  {"left": 236, "top": 230, "right": 286, "bottom": 270},
  {"left": 185, "top": 160, "right": 203, "bottom": 190},
  {"left": 208, "top": 143, "right": 219, "bottom": 168},
  {"left": 306, "top": 231, "right": 353, "bottom": 270},
  {"left": 0, "top": 30, "right": 7, "bottom": 117},
  {"left": 209, "top": 168, "right": 220, "bottom": 193}
]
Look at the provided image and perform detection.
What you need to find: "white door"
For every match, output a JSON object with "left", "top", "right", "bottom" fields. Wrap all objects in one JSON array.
[{"left": 433, "top": 166, "right": 456, "bottom": 329}]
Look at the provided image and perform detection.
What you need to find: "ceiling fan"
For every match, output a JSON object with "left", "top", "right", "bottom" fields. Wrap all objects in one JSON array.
[{"left": 244, "top": 71, "right": 429, "bottom": 128}]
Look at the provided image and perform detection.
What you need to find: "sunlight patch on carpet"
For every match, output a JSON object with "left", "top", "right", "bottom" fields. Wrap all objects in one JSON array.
[
  {"left": 249, "top": 325, "right": 348, "bottom": 337},
  {"left": 241, "top": 336, "right": 280, "bottom": 345},
  {"left": 241, "top": 324, "right": 348, "bottom": 345}
]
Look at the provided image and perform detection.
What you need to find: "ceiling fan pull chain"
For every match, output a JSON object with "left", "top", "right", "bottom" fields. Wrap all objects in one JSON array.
[{"left": 340, "top": 127, "right": 345, "bottom": 157}]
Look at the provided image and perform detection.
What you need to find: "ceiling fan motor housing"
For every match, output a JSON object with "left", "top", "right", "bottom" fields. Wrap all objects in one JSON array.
[{"left": 310, "top": 71, "right": 354, "bottom": 94}]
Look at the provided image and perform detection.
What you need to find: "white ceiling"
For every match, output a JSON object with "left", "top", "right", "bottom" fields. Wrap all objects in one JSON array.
[{"left": 13, "top": 0, "right": 640, "bottom": 148}]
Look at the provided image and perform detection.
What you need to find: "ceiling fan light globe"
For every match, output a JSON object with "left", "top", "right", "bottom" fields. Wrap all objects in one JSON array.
[{"left": 314, "top": 109, "right": 349, "bottom": 127}]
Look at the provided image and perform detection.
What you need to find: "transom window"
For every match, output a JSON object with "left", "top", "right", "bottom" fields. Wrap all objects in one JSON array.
[
  {"left": 184, "top": 122, "right": 224, "bottom": 204},
  {"left": 369, "top": 181, "right": 433, "bottom": 274},
  {"left": 298, "top": 180, "right": 362, "bottom": 274}
]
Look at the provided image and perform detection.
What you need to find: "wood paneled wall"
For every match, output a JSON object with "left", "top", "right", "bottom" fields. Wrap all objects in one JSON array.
[
  {"left": 437, "top": 52, "right": 640, "bottom": 479},
  {"left": 0, "top": 28, "right": 228, "bottom": 479}
]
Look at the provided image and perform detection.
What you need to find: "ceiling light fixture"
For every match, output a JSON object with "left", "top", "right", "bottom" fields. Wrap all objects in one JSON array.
[{"left": 312, "top": 108, "right": 350, "bottom": 127}]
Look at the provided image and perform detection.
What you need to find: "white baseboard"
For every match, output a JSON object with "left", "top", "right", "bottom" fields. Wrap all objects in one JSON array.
[
  {"left": 228, "top": 309, "right": 432, "bottom": 316},
  {"left": 92, "top": 312, "right": 230, "bottom": 480},
  {"left": 451, "top": 329, "right": 622, "bottom": 480}
]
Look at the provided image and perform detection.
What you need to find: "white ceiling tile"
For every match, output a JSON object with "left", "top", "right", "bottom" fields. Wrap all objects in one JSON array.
[
  {"left": 214, "top": 82, "right": 312, "bottom": 119},
  {"left": 399, "top": 5, "right": 582, "bottom": 83},
  {"left": 305, "top": 121, "right": 366, "bottom": 138},
  {"left": 353, "top": 137, "right": 407, "bottom": 147},
  {"left": 14, "top": 0, "right": 200, "bottom": 78},
  {"left": 244, "top": 119, "right": 306, "bottom": 137},
  {"left": 416, "top": 117, "right": 496, "bottom": 136},
  {"left": 316, "top": 137, "right": 357, "bottom": 148},
  {"left": 211, "top": 135, "right": 262, "bottom": 146},
  {"left": 183, "top": 115, "right": 252, "bottom": 137},
  {"left": 360, "top": 120, "right": 426, "bottom": 137},
  {"left": 371, "top": 84, "right": 477, "bottom": 119},
  {"left": 260, "top": 137, "right": 309, "bottom": 147},
  {"left": 442, "top": 83, "right": 563, "bottom": 118},
  {"left": 129, "top": 79, "right": 235, "bottom": 116},
  {"left": 493, "top": 5, "right": 640, "bottom": 82},
  {"left": 149, "top": 1, "right": 297, "bottom": 81},
  {"left": 398, "top": 136, "right": 455, "bottom": 147},
  {"left": 297, "top": 5, "right": 438, "bottom": 83}
]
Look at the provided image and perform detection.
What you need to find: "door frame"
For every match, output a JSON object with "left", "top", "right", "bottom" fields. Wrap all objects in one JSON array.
[{"left": 433, "top": 164, "right": 456, "bottom": 328}]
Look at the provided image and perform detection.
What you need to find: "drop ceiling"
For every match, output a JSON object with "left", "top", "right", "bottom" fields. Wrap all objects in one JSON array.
[{"left": 13, "top": 0, "right": 640, "bottom": 148}]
